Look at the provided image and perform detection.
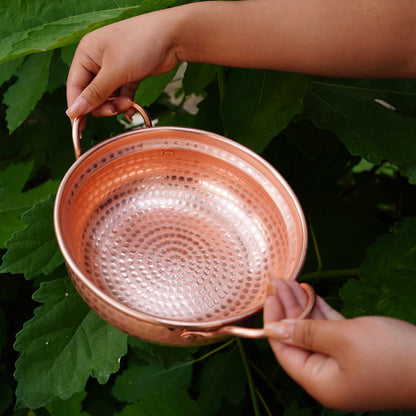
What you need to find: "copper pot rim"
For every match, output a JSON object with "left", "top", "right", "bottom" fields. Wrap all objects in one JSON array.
[{"left": 54, "top": 124, "right": 308, "bottom": 330}]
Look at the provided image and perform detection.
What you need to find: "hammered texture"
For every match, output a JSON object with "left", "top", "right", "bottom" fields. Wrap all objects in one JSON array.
[{"left": 57, "top": 129, "right": 305, "bottom": 328}]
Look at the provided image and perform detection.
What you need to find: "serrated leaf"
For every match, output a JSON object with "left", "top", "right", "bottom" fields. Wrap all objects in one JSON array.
[
  {"left": 196, "top": 350, "right": 246, "bottom": 416},
  {"left": 135, "top": 66, "right": 178, "bottom": 107},
  {"left": 112, "top": 351, "right": 193, "bottom": 402},
  {"left": 305, "top": 79, "right": 416, "bottom": 183},
  {"left": 3, "top": 51, "right": 53, "bottom": 132},
  {"left": 115, "top": 390, "right": 201, "bottom": 416},
  {"left": 0, "top": 1, "right": 187, "bottom": 64},
  {"left": 222, "top": 69, "right": 308, "bottom": 153},
  {"left": 0, "top": 57, "right": 24, "bottom": 87},
  {"left": 0, "top": 195, "right": 63, "bottom": 279},
  {"left": 0, "top": 162, "right": 59, "bottom": 248},
  {"left": 340, "top": 217, "right": 416, "bottom": 323},
  {"left": 47, "top": 49, "right": 69, "bottom": 93},
  {"left": 47, "top": 391, "right": 90, "bottom": 416},
  {"left": 14, "top": 277, "right": 128, "bottom": 409}
]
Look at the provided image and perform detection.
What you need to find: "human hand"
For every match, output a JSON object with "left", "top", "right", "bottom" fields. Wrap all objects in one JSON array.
[
  {"left": 264, "top": 279, "right": 416, "bottom": 411},
  {"left": 66, "top": 9, "right": 181, "bottom": 119}
]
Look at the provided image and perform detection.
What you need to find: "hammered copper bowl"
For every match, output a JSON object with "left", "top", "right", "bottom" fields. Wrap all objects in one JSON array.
[{"left": 54, "top": 104, "right": 311, "bottom": 346}]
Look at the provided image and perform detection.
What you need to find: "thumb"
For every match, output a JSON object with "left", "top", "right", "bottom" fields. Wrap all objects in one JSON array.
[
  {"left": 66, "top": 69, "right": 117, "bottom": 119},
  {"left": 265, "top": 318, "right": 347, "bottom": 355}
]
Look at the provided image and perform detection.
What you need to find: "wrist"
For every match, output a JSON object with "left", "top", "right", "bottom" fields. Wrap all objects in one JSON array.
[{"left": 169, "top": 1, "right": 259, "bottom": 67}]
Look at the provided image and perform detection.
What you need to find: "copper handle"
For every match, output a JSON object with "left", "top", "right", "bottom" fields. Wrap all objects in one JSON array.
[
  {"left": 180, "top": 283, "right": 315, "bottom": 343},
  {"left": 72, "top": 100, "right": 153, "bottom": 160}
]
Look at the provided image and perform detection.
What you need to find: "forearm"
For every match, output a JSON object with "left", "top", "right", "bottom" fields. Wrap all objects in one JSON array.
[{"left": 172, "top": 0, "right": 416, "bottom": 78}]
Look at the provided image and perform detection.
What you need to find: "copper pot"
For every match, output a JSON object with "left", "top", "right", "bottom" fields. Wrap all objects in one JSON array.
[{"left": 54, "top": 102, "right": 313, "bottom": 346}]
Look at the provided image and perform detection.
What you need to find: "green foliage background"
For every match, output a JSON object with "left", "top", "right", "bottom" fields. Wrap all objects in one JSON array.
[{"left": 1, "top": 1, "right": 416, "bottom": 415}]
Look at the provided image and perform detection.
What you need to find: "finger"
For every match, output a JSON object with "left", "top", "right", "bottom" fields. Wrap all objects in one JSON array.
[
  {"left": 266, "top": 318, "right": 347, "bottom": 356},
  {"left": 264, "top": 287, "right": 286, "bottom": 323},
  {"left": 315, "top": 296, "right": 345, "bottom": 321},
  {"left": 66, "top": 57, "right": 96, "bottom": 110},
  {"left": 285, "top": 279, "right": 308, "bottom": 310},
  {"left": 91, "top": 102, "right": 117, "bottom": 118},
  {"left": 66, "top": 67, "right": 121, "bottom": 119},
  {"left": 119, "top": 81, "right": 140, "bottom": 102},
  {"left": 90, "top": 96, "right": 134, "bottom": 118},
  {"left": 119, "top": 82, "right": 140, "bottom": 121},
  {"left": 273, "top": 279, "right": 306, "bottom": 319}
]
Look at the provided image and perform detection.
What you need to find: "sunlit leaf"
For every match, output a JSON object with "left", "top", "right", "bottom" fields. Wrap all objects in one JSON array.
[
  {"left": 14, "top": 277, "right": 128, "bottom": 409},
  {"left": 0, "top": 0, "right": 187, "bottom": 64},
  {"left": 135, "top": 67, "right": 178, "bottom": 107}
]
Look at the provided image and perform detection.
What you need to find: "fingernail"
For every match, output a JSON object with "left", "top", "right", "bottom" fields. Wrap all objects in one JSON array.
[
  {"left": 102, "top": 108, "right": 117, "bottom": 117},
  {"left": 266, "top": 282, "right": 276, "bottom": 297},
  {"left": 266, "top": 275, "right": 287, "bottom": 297},
  {"left": 264, "top": 320, "right": 295, "bottom": 342},
  {"left": 66, "top": 96, "right": 91, "bottom": 118}
]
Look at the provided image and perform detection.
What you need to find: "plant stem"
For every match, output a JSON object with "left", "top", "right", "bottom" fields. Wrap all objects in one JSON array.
[
  {"left": 301, "top": 267, "right": 359, "bottom": 282},
  {"left": 249, "top": 360, "right": 287, "bottom": 406},
  {"left": 236, "top": 338, "right": 261, "bottom": 416},
  {"left": 308, "top": 217, "right": 322, "bottom": 271},
  {"left": 193, "top": 337, "right": 236, "bottom": 364},
  {"left": 256, "top": 388, "right": 273, "bottom": 416},
  {"left": 217, "top": 65, "right": 226, "bottom": 103}
]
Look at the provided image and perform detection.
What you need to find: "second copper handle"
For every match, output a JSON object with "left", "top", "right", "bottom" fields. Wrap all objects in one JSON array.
[{"left": 180, "top": 283, "right": 316, "bottom": 343}]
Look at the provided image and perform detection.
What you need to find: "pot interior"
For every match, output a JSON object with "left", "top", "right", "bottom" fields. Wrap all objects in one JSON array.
[{"left": 56, "top": 128, "right": 306, "bottom": 326}]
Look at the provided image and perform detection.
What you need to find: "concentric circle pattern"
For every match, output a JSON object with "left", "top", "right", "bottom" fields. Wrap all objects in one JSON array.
[{"left": 58, "top": 130, "right": 305, "bottom": 327}]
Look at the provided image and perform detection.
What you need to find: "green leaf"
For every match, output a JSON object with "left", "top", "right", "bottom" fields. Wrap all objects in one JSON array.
[
  {"left": 47, "top": 49, "right": 69, "bottom": 93},
  {"left": 47, "top": 391, "right": 90, "bottom": 416},
  {"left": 182, "top": 62, "right": 218, "bottom": 96},
  {"left": 150, "top": 344, "right": 198, "bottom": 369},
  {"left": 3, "top": 51, "right": 53, "bottom": 132},
  {"left": 340, "top": 217, "right": 416, "bottom": 323},
  {"left": 135, "top": 66, "right": 178, "bottom": 107},
  {"left": 0, "top": 57, "right": 24, "bottom": 87},
  {"left": 115, "top": 390, "right": 201, "bottom": 416},
  {"left": 196, "top": 350, "right": 246, "bottom": 415},
  {"left": 305, "top": 79, "right": 416, "bottom": 183},
  {"left": 0, "top": 162, "right": 59, "bottom": 248},
  {"left": 112, "top": 351, "right": 193, "bottom": 402},
  {"left": 0, "top": 0, "right": 187, "bottom": 64},
  {"left": 14, "top": 276, "right": 128, "bottom": 409},
  {"left": 221, "top": 69, "right": 309, "bottom": 153},
  {"left": 0, "top": 195, "right": 63, "bottom": 279}
]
